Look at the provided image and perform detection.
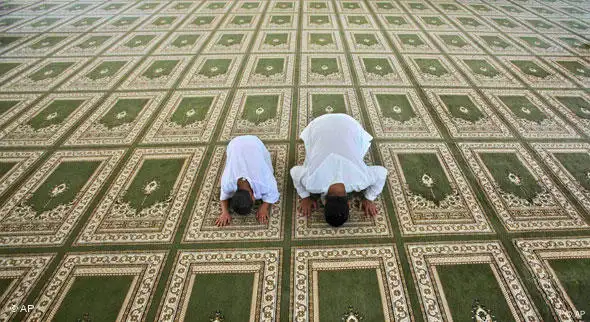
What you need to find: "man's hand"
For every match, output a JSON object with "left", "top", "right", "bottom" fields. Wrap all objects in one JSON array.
[
  {"left": 215, "top": 210, "right": 232, "bottom": 227},
  {"left": 362, "top": 199, "right": 378, "bottom": 218},
  {"left": 298, "top": 197, "right": 317, "bottom": 217},
  {"left": 256, "top": 203, "right": 270, "bottom": 224}
]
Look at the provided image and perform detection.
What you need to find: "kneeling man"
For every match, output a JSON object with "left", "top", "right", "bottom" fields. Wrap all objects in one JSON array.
[
  {"left": 216, "top": 135, "right": 279, "bottom": 227},
  {"left": 291, "top": 114, "right": 388, "bottom": 227}
]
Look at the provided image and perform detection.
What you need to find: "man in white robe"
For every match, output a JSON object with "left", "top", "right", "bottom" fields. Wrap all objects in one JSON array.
[
  {"left": 290, "top": 114, "right": 387, "bottom": 226},
  {"left": 216, "top": 135, "right": 280, "bottom": 227}
]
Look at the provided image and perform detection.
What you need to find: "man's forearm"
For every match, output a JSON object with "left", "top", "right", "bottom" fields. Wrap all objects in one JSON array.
[
  {"left": 260, "top": 202, "right": 271, "bottom": 211},
  {"left": 220, "top": 199, "right": 230, "bottom": 213}
]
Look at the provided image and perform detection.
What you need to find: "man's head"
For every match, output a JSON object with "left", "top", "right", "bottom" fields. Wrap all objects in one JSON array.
[
  {"left": 230, "top": 189, "right": 253, "bottom": 215},
  {"left": 324, "top": 195, "right": 349, "bottom": 227},
  {"left": 231, "top": 178, "right": 255, "bottom": 215}
]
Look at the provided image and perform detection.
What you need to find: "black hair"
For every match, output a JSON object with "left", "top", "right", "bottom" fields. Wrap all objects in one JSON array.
[
  {"left": 230, "top": 189, "right": 253, "bottom": 215},
  {"left": 324, "top": 196, "right": 349, "bottom": 227}
]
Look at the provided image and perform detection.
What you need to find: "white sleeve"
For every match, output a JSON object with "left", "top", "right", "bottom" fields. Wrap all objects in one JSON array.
[
  {"left": 261, "top": 181, "right": 280, "bottom": 204},
  {"left": 290, "top": 165, "right": 310, "bottom": 198},
  {"left": 260, "top": 146, "right": 279, "bottom": 203},
  {"left": 219, "top": 148, "right": 233, "bottom": 201},
  {"left": 364, "top": 166, "right": 388, "bottom": 201},
  {"left": 220, "top": 183, "right": 234, "bottom": 201}
]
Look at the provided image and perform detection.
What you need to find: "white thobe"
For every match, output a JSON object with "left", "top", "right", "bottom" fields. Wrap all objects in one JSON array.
[
  {"left": 290, "top": 114, "right": 388, "bottom": 201},
  {"left": 220, "top": 135, "right": 279, "bottom": 203}
]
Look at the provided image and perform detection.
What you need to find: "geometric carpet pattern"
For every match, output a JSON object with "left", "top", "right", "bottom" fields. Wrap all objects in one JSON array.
[{"left": 0, "top": 0, "right": 589, "bottom": 321}]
